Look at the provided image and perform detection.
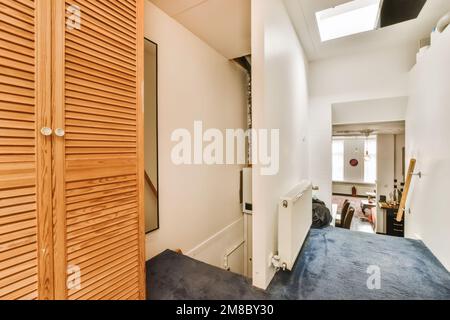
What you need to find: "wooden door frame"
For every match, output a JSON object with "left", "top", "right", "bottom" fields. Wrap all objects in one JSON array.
[
  {"left": 136, "top": 0, "right": 146, "bottom": 300},
  {"left": 51, "top": 0, "right": 67, "bottom": 300},
  {"left": 36, "top": 0, "right": 55, "bottom": 300}
]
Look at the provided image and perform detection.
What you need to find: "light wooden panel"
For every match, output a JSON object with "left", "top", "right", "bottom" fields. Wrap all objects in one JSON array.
[
  {"left": 396, "top": 159, "right": 416, "bottom": 222},
  {"left": 0, "top": 0, "right": 53, "bottom": 300},
  {"left": 53, "top": 0, "right": 145, "bottom": 300}
]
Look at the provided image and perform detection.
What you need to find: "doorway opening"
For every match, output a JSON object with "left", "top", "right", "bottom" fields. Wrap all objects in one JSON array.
[{"left": 330, "top": 97, "right": 407, "bottom": 235}]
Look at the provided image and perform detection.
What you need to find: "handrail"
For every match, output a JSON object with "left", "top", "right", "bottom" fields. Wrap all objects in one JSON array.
[
  {"left": 223, "top": 240, "right": 245, "bottom": 271},
  {"left": 144, "top": 170, "right": 157, "bottom": 197}
]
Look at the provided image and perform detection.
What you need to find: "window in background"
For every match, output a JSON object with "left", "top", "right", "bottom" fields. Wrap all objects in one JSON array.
[
  {"left": 364, "top": 137, "right": 377, "bottom": 183},
  {"left": 332, "top": 139, "right": 344, "bottom": 181}
]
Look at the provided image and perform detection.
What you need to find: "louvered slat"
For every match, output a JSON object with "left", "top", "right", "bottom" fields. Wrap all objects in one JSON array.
[{"left": 0, "top": 0, "right": 40, "bottom": 300}]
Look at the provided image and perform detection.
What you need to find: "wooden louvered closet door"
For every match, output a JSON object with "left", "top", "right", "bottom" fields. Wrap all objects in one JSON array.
[
  {"left": 0, "top": 1, "right": 54, "bottom": 300},
  {"left": 52, "top": 0, "right": 145, "bottom": 300}
]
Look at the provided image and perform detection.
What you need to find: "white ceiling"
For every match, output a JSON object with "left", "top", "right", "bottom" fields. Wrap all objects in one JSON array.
[
  {"left": 284, "top": 0, "right": 450, "bottom": 61},
  {"left": 333, "top": 121, "right": 405, "bottom": 136},
  {"left": 149, "top": 0, "right": 251, "bottom": 60}
]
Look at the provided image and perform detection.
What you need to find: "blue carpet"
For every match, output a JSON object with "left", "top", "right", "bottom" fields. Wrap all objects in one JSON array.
[
  {"left": 147, "top": 227, "right": 450, "bottom": 300},
  {"left": 268, "top": 227, "right": 450, "bottom": 300},
  {"left": 146, "top": 249, "right": 266, "bottom": 300}
]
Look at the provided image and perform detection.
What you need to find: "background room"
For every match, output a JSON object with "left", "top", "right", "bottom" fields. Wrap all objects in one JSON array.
[{"left": 330, "top": 98, "right": 406, "bottom": 235}]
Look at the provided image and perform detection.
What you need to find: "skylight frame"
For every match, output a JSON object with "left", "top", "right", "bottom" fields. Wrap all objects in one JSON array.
[{"left": 316, "top": 0, "right": 382, "bottom": 42}]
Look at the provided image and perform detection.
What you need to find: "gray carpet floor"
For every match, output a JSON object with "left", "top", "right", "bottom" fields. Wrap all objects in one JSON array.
[{"left": 146, "top": 227, "right": 450, "bottom": 300}]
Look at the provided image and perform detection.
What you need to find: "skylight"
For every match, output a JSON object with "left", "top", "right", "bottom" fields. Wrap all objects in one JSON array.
[{"left": 316, "top": 0, "right": 382, "bottom": 42}]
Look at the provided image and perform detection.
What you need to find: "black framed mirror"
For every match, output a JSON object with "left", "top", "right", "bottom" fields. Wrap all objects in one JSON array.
[{"left": 144, "top": 38, "right": 159, "bottom": 233}]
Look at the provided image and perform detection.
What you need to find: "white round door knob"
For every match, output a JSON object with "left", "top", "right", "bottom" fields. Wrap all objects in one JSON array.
[
  {"left": 55, "top": 128, "right": 65, "bottom": 137},
  {"left": 40, "top": 127, "right": 53, "bottom": 136}
]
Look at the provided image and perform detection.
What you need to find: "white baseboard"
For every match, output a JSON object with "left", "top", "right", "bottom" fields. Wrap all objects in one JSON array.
[{"left": 413, "top": 233, "right": 423, "bottom": 241}]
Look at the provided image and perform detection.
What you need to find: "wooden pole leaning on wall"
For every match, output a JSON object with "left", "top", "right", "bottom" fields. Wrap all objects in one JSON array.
[{"left": 396, "top": 159, "right": 417, "bottom": 222}]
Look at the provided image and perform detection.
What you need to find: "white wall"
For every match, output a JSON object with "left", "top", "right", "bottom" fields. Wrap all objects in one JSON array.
[
  {"left": 333, "top": 136, "right": 376, "bottom": 196},
  {"left": 333, "top": 97, "right": 408, "bottom": 125},
  {"left": 376, "top": 134, "right": 395, "bottom": 233},
  {"left": 309, "top": 45, "right": 416, "bottom": 99},
  {"left": 377, "top": 135, "right": 395, "bottom": 199},
  {"left": 144, "top": 1, "right": 248, "bottom": 270},
  {"left": 309, "top": 44, "right": 416, "bottom": 209},
  {"left": 186, "top": 218, "right": 245, "bottom": 275},
  {"left": 342, "top": 138, "right": 365, "bottom": 182},
  {"left": 405, "top": 28, "right": 450, "bottom": 271},
  {"left": 252, "top": 0, "right": 310, "bottom": 289},
  {"left": 332, "top": 137, "right": 376, "bottom": 197}
]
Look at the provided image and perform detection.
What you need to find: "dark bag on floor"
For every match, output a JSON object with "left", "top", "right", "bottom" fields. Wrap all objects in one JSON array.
[{"left": 312, "top": 198, "right": 332, "bottom": 229}]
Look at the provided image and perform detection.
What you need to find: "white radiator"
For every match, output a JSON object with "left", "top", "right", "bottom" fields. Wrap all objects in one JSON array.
[{"left": 278, "top": 180, "right": 312, "bottom": 271}]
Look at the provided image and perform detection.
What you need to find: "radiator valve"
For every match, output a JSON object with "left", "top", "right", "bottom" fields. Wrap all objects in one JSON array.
[
  {"left": 272, "top": 255, "right": 287, "bottom": 272},
  {"left": 271, "top": 255, "right": 281, "bottom": 271},
  {"left": 271, "top": 255, "right": 287, "bottom": 271}
]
